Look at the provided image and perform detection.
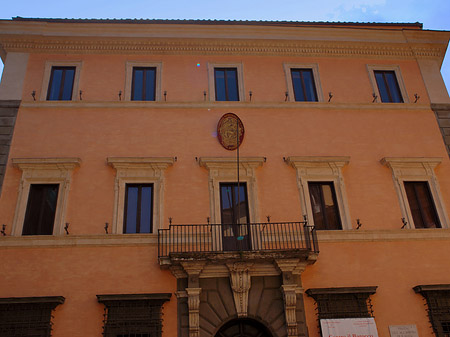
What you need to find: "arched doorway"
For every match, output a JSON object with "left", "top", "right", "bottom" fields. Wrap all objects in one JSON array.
[{"left": 215, "top": 318, "right": 274, "bottom": 337}]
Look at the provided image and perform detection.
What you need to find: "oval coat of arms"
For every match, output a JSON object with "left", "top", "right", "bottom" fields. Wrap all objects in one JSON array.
[{"left": 217, "top": 113, "right": 245, "bottom": 150}]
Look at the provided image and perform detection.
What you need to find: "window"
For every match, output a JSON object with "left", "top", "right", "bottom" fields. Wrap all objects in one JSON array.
[
  {"left": 107, "top": 157, "right": 174, "bottom": 234},
  {"left": 125, "top": 62, "right": 162, "bottom": 101},
  {"left": 131, "top": 67, "right": 156, "bottom": 101},
  {"left": 47, "top": 66, "right": 75, "bottom": 100},
  {"left": 286, "top": 156, "right": 351, "bottom": 230},
  {"left": 290, "top": 69, "right": 318, "bottom": 102},
  {"left": 220, "top": 183, "right": 250, "bottom": 251},
  {"left": 414, "top": 285, "right": 450, "bottom": 337},
  {"left": 11, "top": 158, "right": 80, "bottom": 236},
  {"left": 124, "top": 184, "right": 153, "bottom": 233},
  {"left": 40, "top": 61, "right": 82, "bottom": 101},
  {"left": 199, "top": 157, "right": 264, "bottom": 224},
  {"left": 0, "top": 296, "right": 65, "bottom": 337},
  {"left": 284, "top": 63, "right": 323, "bottom": 102},
  {"left": 207, "top": 63, "right": 245, "bottom": 102},
  {"left": 367, "top": 65, "right": 408, "bottom": 103},
  {"left": 374, "top": 70, "right": 403, "bottom": 103},
  {"left": 22, "top": 184, "right": 59, "bottom": 235},
  {"left": 214, "top": 68, "right": 239, "bottom": 101},
  {"left": 308, "top": 182, "right": 342, "bottom": 230},
  {"left": 97, "top": 293, "right": 171, "bottom": 337},
  {"left": 404, "top": 182, "right": 441, "bottom": 228},
  {"left": 381, "top": 157, "right": 449, "bottom": 228},
  {"left": 306, "top": 287, "right": 377, "bottom": 320}
]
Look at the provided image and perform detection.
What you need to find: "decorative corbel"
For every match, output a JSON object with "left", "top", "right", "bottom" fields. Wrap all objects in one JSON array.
[{"left": 227, "top": 262, "right": 253, "bottom": 317}]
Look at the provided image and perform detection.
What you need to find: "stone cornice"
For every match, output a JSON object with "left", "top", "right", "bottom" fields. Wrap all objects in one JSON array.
[
  {"left": 0, "top": 36, "right": 446, "bottom": 59},
  {"left": 12, "top": 157, "right": 81, "bottom": 170}
]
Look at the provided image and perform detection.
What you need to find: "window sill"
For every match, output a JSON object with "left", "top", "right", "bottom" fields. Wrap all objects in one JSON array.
[
  {"left": 0, "top": 234, "right": 158, "bottom": 248},
  {"left": 316, "top": 228, "right": 450, "bottom": 242}
]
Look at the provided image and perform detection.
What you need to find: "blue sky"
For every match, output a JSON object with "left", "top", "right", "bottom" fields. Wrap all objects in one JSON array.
[{"left": 1, "top": 0, "right": 450, "bottom": 95}]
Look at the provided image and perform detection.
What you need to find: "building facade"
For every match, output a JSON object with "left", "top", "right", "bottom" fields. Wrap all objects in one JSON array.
[{"left": 1, "top": 17, "right": 450, "bottom": 337}]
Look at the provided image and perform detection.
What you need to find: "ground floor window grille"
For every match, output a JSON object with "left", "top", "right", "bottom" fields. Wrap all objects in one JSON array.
[
  {"left": 306, "top": 287, "right": 377, "bottom": 322},
  {"left": 97, "top": 293, "right": 171, "bottom": 337},
  {"left": 0, "top": 296, "right": 64, "bottom": 337},
  {"left": 414, "top": 285, "right": 450, "bottom": 337}
]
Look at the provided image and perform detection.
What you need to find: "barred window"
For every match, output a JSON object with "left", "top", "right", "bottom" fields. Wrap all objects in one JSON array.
[
  {"left": 97, "top": 293, "right": 171, "bottom": 337},
  {"left": 0, "top": 296, "right": 64, "bottom": 337},
  {"left": 306, "top": 287, "right": 377, "bottom": 320},
  {"left": 414, "top": 285, "right": 450, "bottom": 337}
]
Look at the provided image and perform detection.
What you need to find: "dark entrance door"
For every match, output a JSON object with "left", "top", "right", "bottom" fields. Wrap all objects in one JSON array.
[
  {"left": 220, "top": 183, "right": 251, "bottom": 251},
  {"left": 215, "top": 318, "right": 273, "bottom": 337}
]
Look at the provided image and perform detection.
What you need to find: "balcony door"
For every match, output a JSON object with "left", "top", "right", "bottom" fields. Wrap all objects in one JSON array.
[{"left": 220, "top": 183, "right": 251, "bottom": 251}]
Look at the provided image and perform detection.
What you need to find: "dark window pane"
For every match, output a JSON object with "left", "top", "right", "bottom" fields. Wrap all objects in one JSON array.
[
  {"left": 124, "top": 184, "right": 153, "bottom": 233},
  {"left": 374, "top": 70, "right": 403, "bottom": 103},
  {"left": 308, "top": 182, "right": 341, "bottom": 230},
  {"left": 131, "top": 67, "right": 156, "bottom": 101},
  {"left": 214, "top": 68, "right": 239, "bottom": 101},
  {"left": 404, "top": 181, "right": 440, "bottom": 228},
  {"left": 291, "top": 69, "right": 318, "bottom": 102},
  {"left": 47, "top": 67, "right": 75, "bottom": 101},
  {"left": 22, "top": 184, "right": 59, "bottom": 235},
  {"left": 220, "top": 183, "right": 249, "bottom": 224}
]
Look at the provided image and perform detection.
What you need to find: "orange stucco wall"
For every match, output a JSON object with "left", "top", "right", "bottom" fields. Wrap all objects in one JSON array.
[{"left": 0, "top": 45, "right": 449, "bottom": 337}]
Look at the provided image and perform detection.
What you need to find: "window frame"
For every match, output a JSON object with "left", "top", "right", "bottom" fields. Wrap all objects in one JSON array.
[
  {"left": 286, "top": 156, "right": 352, "bottom": 230},
  {"left": 11, "top": 158, "right": 81, "bottom": 236},
  {"left": 199, "top": 157, "right": 264, "bottom": 224},
  {"left": 207, "top": 63, "right": 245, "bottom": 102},
  {"left": 367, "top": 65, "right": 409, "bottom": 103},
  {"left": 125, "top": 62, "right": 162, "bottom": 101},
  {"left": 40, "top": 61, "right": 82, "bottom": 101},
  {"left": 123, "top": 183, "right": 154, "bottom": 234},
  {"left": 283, "top": 63, "right": 323, "bottom": 102},
  {"left": 308, "top": 181, "right": 342, "bottom": 230},
  {"left": 381, "top": 157, "right": 449, "bottom": 229},
  {"left": 107, "top": 157, "right": 174, "bottom": 234}
]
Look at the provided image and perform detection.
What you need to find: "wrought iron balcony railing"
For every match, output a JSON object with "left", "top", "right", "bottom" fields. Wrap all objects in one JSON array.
[{"left": 158, "top": 221, "right": 318, "bottom": 260}]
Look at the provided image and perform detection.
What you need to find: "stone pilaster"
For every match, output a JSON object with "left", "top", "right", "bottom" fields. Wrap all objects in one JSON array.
[{"left": 186, "top": 287, "right": 202, "bottom": 337}]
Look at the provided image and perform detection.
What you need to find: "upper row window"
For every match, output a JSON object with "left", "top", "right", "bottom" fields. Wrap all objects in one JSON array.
[{"left": 42, "top": 62, "right": 407, "bottom": 103}]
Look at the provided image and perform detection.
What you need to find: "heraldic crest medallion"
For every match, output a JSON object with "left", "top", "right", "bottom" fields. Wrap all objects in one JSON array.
[{"left": 217, "top": 113, "right": 245, "bottom": 150}]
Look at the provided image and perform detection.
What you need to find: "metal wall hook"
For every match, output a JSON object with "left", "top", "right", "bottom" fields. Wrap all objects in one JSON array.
[
  {"left": 1, "top": 224, "right": 6, "bottom": 236},
  {"left": 356, "top": 219, "right": 362, "bottom": 230},
  {"left": 169, "top": 217, "right": 173, "bottom": 225},
  {"left": 372, "top": 93, "right": 378, "bottom": 103},
  {"left": 249, "top": 91, "right": 253, "bottom": 101},
  {"left": 328, "top": 92, "right": 333, "bottom": 102},
  {"left": 203, "top": 90, "right": 207, "bottom": 101},
  {"left": 104, "top": 222, "right": 109, "bottom": 234},
  {"left": 414, "top": 93, "right": 420, "bottom": 103},
  {"left": 79, "top": 90, "right": 83, "bottom": 100},
  {"left": 285, "top": 91, "right": 289, "bottom": 101},
  {"left": 31, "top": 91, "right": 36, "bottom": 101},
  {"left": 266, "top": 215, "right": 271, "bottom": 223},
  {"left": 164, "top": 91, "right": 167, "bottom": 101},
  {"left": 401, "top": 218, "right": 408, "bottom": 229},
  {"left": 118, "top": 90, "right": 122, "bottom": 101},
  {"left": 64, "top": 223, "right": 70, "bottom": 235}
]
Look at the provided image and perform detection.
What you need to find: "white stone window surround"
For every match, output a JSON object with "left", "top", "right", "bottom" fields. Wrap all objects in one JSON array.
[
  {"left": 198, "top": 157, "right": 265, "bottom": 224},
  {"left": 283, "top": 63, "right": 324, "bottom": 102},
  {"left": 286, "top": 156, "right": 352, "bottom": 230},
  {"left": 107, "top": 157, "right": 174, "bottom": 234},
  {"left": 40, "top": 61, "right": 83, "bottom": 101},
  {"left": 207, "top": 63, "right": 245, "bottom": 102},
  {"left": 381, "top": 157, "right": 449, "bottom": 229},
  {"left": 366, "top": 64, "right": 409, "bottom": 103},
  {"left": 11, "top": 158, "right": 81, "bottom": 236},
  {"left": 124, "top": 61, "right": 163, "bottom": 101}
]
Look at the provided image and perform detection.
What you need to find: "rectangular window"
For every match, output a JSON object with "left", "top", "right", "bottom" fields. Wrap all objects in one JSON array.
[
  {"left": 131, "top": 67, "right": 157, "bottom": 101},
  {"left": 220, "top": 183, "right": 250, "bottom": 251},
  {"left": 22, "top": 184, "right": 59, "bottom": 235},
  {"left": 291, "top": 69, "right": 318, "bottom": 102},
  {"left": 374, "top": 70, "right": 403, "bottom": 103},
  {"left": 124, "top": 184, "right": 153, "bottom": 234},
  {"left": 47, "top": 66, "right": 76, "bottom": 101},
  {"left": 404, "top": 182, "right": 441, "bottom": 228},
  {"left": 214, "top": 68, "right": 239, "bottom": 101},
  {"left": 308, "top": 182, "right": 342, "bottom": 230}
]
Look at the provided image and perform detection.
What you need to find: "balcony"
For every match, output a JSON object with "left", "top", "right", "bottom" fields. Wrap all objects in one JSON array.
[{"left": 158, "top": 221, "right": 318, "bottom": 266}]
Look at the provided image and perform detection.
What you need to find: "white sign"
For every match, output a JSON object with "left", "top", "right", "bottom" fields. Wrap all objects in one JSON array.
[
  {"left": 321, "top": 318, "right": 379, "bottom": 337},
  {"left": 389, "top": 325, "right": 419, "bottom": 337}
]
